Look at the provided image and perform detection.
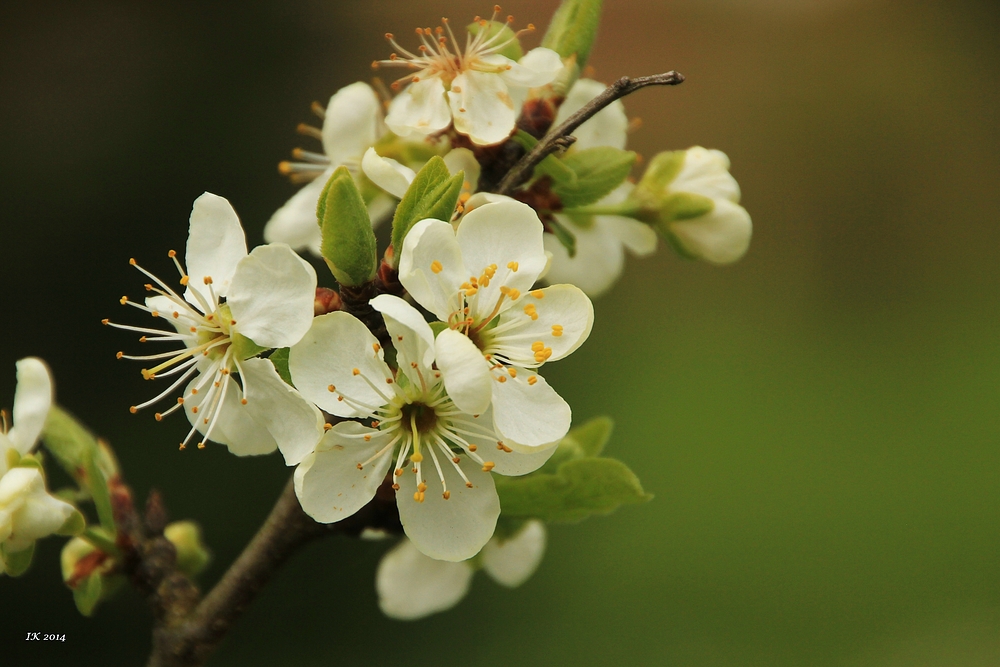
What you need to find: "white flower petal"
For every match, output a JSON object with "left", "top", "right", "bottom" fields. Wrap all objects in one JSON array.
[
  {"left": 227, "top": 244, "right": 317, "bottom": 349},
  {"left": 455, "top": 198, "right": 548, "bottom": 321},
  {"left": 397, "top": 456, "right": 499, "bottom": 561},
  {"left": 499, "top": 48, "right": 563, "bottom": 88},
  {"left": 452, "top": 409, "right": 555, "bottom": 476},
  {"left": 386, "top": 76, "right": 452, "bottom": 138},
  {"left": 491, "top": 371, "right": 571, "bottom": 447},
  {"left": 442, "top": 147, "right": 481, "bottom": 193},
  {"left": 376, "top": 538, "right": 474, "bottom": 620},
  {"left": 434, "top": 329, "right": 492, "bottom": 415},
  {"left": 449, "top": 70, "right": 516, "bottom": 146},
  {"left": 322, "top": 82, "right": 384, "bottom": 166},
  {"left": 361, "top": 147, "right": 416, "bottom": 199},
  {"left": 294, "top": 423, "right": 394, "bottom": 524},
  {"left": 370, "top": 294, "right": 435, "bottom": 386},
  {"left": 183, "top": 376, "right": 278, "bottom": 456},
  {"left": 8, "top": 358, "right": 52, "bottom": 455},
  {"left": 240, "top": 358, "right": 323, "bottom": 466},
  {"left": 669, "top": 198, "right": 752, "bottom": 264},
  {"left": 492, "top": 284, "right": 593, "bottom": 364},
  {"left": 263, "top": 173, "right": 327, "bottom": 253},
  {"left": 553, "top": 78, "right": 628, "bottom": 150},
  {"left": 604, "top": 215, "right": 658, "bottom": 256},
  {"left": 671, "top": 147, "right": 741, "bottom": 203},
  {"left": 184, "top": 193, "right": 247, "bottom": 304},
  {"left": 288, "top": 312, "right": 390, "bottom": 418},
  {"left": 481, "top": 520, "right": 546, "bottom": 587},
  {"left": 0, "top": 467, "right": 75, "bottom": 552},
  {"left": 543, "top": 218, "right": 624, "bottom": 297},
  {"left": 398, "top": 219, "right": 468, "bottom": 322}
]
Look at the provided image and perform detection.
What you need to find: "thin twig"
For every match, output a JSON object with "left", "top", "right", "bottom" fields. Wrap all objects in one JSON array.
[{"left": 495, "top": 71, "right": 685, "bottom": 195}]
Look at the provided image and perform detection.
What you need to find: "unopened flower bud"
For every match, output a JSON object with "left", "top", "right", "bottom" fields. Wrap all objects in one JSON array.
[
  {"left": 630, "top": 147, "right": 752, "bottom": 264},
  {"left": 164, "top": 520, "right": 211, "bottom": 578}
]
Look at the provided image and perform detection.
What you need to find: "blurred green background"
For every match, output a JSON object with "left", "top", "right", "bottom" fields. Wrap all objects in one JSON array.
[{"left": 2, "top": 0, "right": 998, "bottom": 664}]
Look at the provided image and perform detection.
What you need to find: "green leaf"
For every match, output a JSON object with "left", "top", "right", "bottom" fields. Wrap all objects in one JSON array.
[
  {"left": 73, "top": 572, "right": 103, "bottom": 617},
  {"left": 428, "top": 321, "right": 450, "bottom": 338},
  {"left": 85, "top": 451, "right": 115, "bottom": 534},
  {"left": 319, "top": 166, "right": 378, "bottom": 286},
  {"left": 2, "top": 541, "right": 35, "bottom": 577},
  {"left": 533, "top": 154, "right": 578, "bottom": 188},
  {"left": 81, "top": 527, "right": 120, "bottom": 557},
  {"left": 467, "top": 20, "right": 524, "bottom": 61},
  {"left": 268, "top": 347, "right": 293, "bottom": 385},
  {"left": 553, "top": 147, "right": 636, "bottom": 209},
  {"left": 537, "top": 416, "right": 613, "bottom": 475},
  {"left": 546, "top": 216, "right": 577, "bottom": 258},
  {"left": 541, "top": 0, "right": 603, "bottom": 68},
  {"left": 390, "top": 157, "right": 463, "bottom": 265},
  {"left": 495, "top": 457, "right": 651, "bottom": 524}
]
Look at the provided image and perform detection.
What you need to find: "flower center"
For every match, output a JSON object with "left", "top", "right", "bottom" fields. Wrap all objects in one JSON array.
[
  {"left": 400, "top": 401, "right": 439, "bottom": 436},
  {"left": 373, "top": 6, "right": 535, "bottom": 90}
]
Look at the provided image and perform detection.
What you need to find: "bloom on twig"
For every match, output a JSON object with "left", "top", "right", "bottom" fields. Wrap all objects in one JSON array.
[{"left": 106, "top": 193, "right": 317, "bottom": 454}]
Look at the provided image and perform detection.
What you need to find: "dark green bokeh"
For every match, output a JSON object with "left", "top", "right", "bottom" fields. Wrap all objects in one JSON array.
[{"left": 2, "top": 1, "right": 998, "bottom": 664}]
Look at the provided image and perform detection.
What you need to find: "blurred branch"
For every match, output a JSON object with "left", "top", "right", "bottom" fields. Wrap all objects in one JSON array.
[
  {"left": 147, "top": 478, "right": 323, "bottom": 667},
  {"left": 495, "top": 71, "right": 685, "bottom": 195},
  {"left": 145, "top": 474, "right": 402, "bottom": 667}
]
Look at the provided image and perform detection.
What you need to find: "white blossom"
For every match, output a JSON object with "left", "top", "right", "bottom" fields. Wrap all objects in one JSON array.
[
  {"left": 106, "top": 193, "right": 318, "bottom": 456},
  {"left": 265, "top": 82, "right": 395, "bottom": 255},
  {"left": 287, "top": 295, "right": 554, "bottom": 561},
  {"left": 377, "top": 9, "right": 562, "bottom": 146},
  {"left": 398, "top": 197, "right": 593, "bottom": 447}
]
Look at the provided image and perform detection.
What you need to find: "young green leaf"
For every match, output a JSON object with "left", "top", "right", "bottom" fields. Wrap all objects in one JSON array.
[
  {"left": 467, "top": 19, "right": 524, "bottom": 61},
  {"left": 389, "top": 156, "right": 463, "bottom": 266},
  {"left": 553, "top": 147, "right": 636, "bottom": 209},
  {"left": 319, "top": 166, "right": 378, "bottom": 286},
  {"left": 73, "top": 572, "right": 103, "bottom": 617},
  {"left": 541, "top": 0, "right": 603, "bottom": 69},
  {"left": 268, "top": 347, "right": 293, "bottom": 385},
  {"left": 1, "top": 541, "right": 34, "bottom": 577},
  {"left": 494, "top": 457, "right": 651, "bottom": 524}
]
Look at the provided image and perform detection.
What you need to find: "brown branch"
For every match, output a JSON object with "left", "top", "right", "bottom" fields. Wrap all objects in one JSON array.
[
  {"left": 495, "top": 71, "right": 685, "bottom": 196},
  {"left": 146, "top": 478, "right": 323, "bottom": 667}
]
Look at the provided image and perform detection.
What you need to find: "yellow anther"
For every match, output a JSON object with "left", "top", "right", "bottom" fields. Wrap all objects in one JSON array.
[
  {"left": 531, "top": 341, "right": 545, "bottom": 352},
  {"left": 129, "top": 406, "right": 138, "bottom": 414},
  {"left": 431, "top": 260, "right": 443, "bottom": 273},
  {"left": 328, "top": 384, "right": 336, "bottom": 392},
  {"left": 508, "top": 367, "right": 517, "bottom": 378},
  {"left": 241, "top": 398, "right": 248, "bottom": 405},
  {"left": 120, "top": 296, "right": 128, "bottom": 305},
  {"left": 179, "top": 443, "right": 186, "bottom": 451},
  {"left": 385, "top": 377, "right": 393, "bottom": 384},
  {"left": 465, "top": 481, "right": 474, "bottom": 488},
  {"left": 417, "top": 482, "right": 428, "bottom": 493},
  {"left": 180, "top": 276, "right": 189, "bottom": 285},
  {"left": 392, "top": 483, "right": 400, "bottom": 490},
  {"left": 394, "top": 468, "right": 403, "bottom": 477},
  {"left": 129, "top": 258, "right": 137, "bottom": 265},
  {"left": 116, "top": 351, "right": 124, "bottom": 359},
  {"left": 442, "top": 491, "right": 451, "bottom": 500},
  {"left": 411, "top": 452, "right": 424, "bottom": 463},
  {"left": 552, "top": 325, "right": 564, "bottom": 337},
  {"left": 364, "top": 434, "right": 372, "bottom": 442},
  {"left": 177, "top": 397, "right": 185, "bottom": 404},
  {"left": 324, "top": 423, "right": 333, "bottom": 431},
  {"left": 372, "top": 343, "right": 381, "bottom": 353},
  {"left": 203, "top": 276, "right": 213, "bottom": 285},
  {"left": 154, "top": 413, "right": 163, "bottom": 421},
  {"left": 197, "top": 442, "right": 206, "bottom": 449},
  {"left": 352, "top": 368, "right": 360, "bottom": 376},
  {"left": 531, "top": 289, "right": 544, "bottom": 298},
  {"left": 465, "top": 287, "right": 478, "bottom": 296},
  {"left": 468, "top": 444, "right": 478, "bottom": 452},
  {"left": 414, "top": 492, "right": 425, "bottom": 503},
  {"left": 452, "top": 456, "right": 461, "bottom": 464},
  {"left": 357, "top": 463, "right": 363, "bottom": 470},
  {"left": 497, "top": 375, "right": 507, "bottom": 383},
  {"left": 507, "top": 261, "right": 519, "bottom": 271},
  {"left": 482, "top": 462, "right": 495, "bottom": 472},
  {"left": 191, "top": 406, "right": 198, "bottom": 414}
]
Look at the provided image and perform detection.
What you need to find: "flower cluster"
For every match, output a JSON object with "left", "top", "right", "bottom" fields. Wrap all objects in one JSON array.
[{"left": 94, "top": 0, "right": 753, "bottom": 623}]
